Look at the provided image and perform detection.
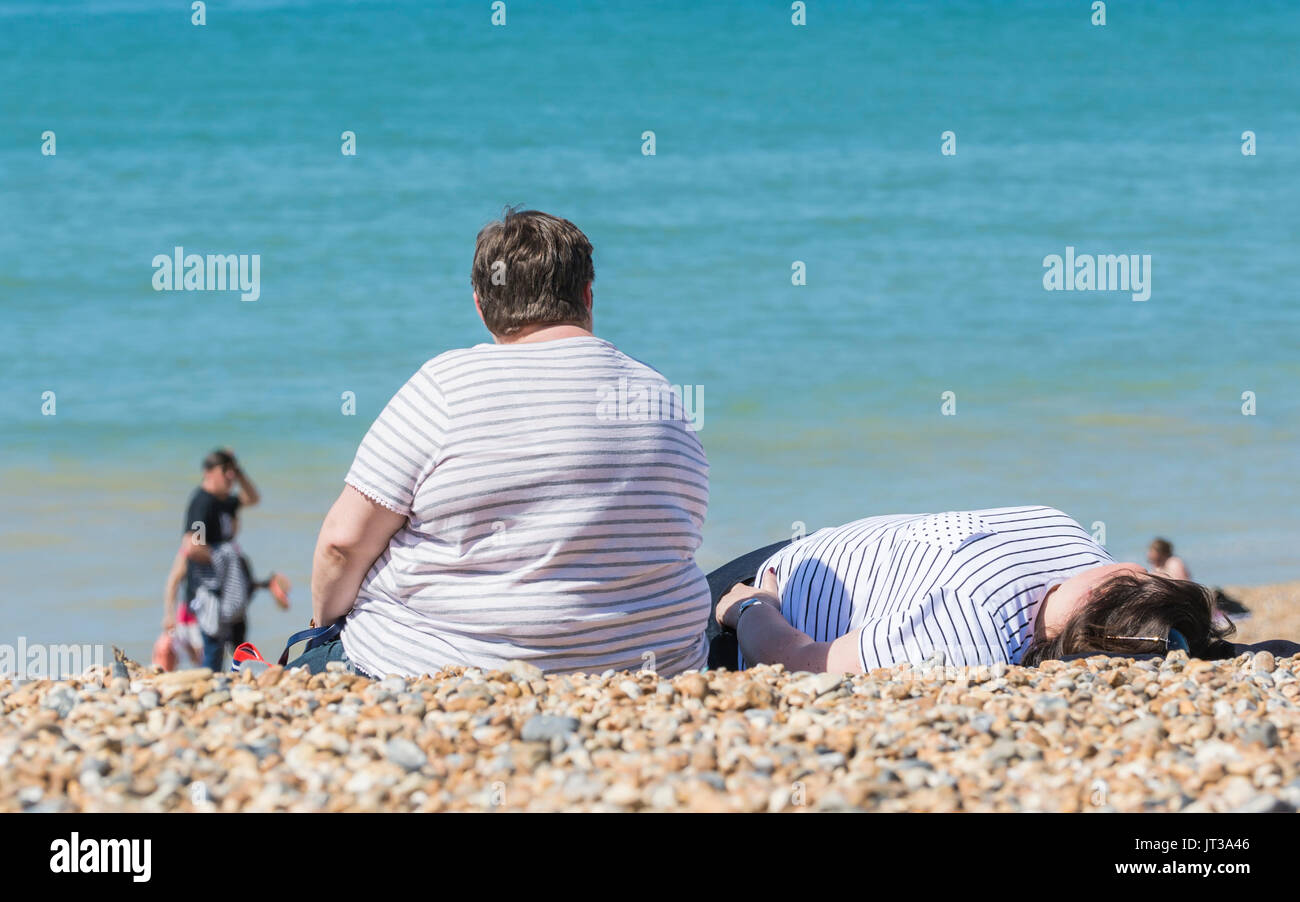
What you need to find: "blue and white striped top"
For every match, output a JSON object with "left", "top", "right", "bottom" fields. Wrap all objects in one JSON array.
[{"left": 752, "top": 506, "right": 1113, "bottom": 670}]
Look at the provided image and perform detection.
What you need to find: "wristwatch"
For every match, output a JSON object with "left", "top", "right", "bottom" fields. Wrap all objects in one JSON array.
[{"left": 735, "top": 597, "right": 767, "bottom": 626}]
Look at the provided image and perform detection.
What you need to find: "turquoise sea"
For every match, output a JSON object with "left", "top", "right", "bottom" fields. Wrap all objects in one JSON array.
[{"left": 2, "top": 0, "right": 1298, "bottom": 663}]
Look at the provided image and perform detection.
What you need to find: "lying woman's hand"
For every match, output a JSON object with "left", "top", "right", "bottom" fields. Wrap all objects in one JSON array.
[{"left": 716, "top": 568, "right": 781, "bottom": 631}]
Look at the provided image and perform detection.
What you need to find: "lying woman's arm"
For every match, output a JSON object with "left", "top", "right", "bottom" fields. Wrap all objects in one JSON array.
[{"left": 716, "top": 569, "right": 863, "bottom": 674}]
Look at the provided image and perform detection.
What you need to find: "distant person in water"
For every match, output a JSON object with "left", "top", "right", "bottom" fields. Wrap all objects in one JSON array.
[
  {"left": 301, "top": 208, "right": 709, "bottom": 679},
  {"left": 162, "top": 449, "right": 262, "bottom": 669},
  {"left": 1146, "top": 536, "right": 1249, "bottom": 626},
  {"left": 715, "top": 506, "right": 1234, "bottom": 674},
  {"left": 1146, "top": 537, "right": 1190, "bottom": 580}
]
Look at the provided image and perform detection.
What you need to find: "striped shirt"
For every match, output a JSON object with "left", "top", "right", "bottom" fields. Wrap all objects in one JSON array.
[
  {"left": 751, "top": 506, "right": 1113, "bottom": 670},
  {"left": 190, "top": 541, "right": 251, "bottom": 639},
  {"left": 340, "top": 335, "right": 711, "bottom": 678}
]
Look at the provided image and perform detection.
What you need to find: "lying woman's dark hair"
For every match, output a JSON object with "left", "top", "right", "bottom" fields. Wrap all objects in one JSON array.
[{"left": 1020, "top": 572, "right": 1236, "bottom": 666}]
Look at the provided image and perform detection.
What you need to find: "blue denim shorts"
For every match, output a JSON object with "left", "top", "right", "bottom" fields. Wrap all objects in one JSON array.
[{"left": 283, "top": 637, "right": 373, "bottom": 678}]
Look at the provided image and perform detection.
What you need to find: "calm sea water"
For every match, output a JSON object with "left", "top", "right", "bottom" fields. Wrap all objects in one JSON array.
[{"left": 2, "top": 0, "right": 1298, "bottom": 662}]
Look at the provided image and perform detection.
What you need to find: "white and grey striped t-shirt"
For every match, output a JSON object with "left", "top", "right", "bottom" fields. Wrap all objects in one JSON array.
[
  {"left": 339, "top": 335, "right": 711, "bottom": 678},
  {"left": 752, "top": 506, "right": 1113, "bottom": 670}
]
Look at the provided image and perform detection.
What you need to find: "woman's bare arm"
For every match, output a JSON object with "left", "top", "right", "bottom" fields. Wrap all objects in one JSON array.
[
  {"left": 716, "top": 569, "right": 863, "bottom": 674},
  {"left": 311, "top": 485, "right": 406, "bottom": 626},
  {"left": 162, "top": 543, "right": 188, "bottom": 630}
]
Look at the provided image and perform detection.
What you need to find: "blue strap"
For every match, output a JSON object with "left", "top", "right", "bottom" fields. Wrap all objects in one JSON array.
[{"left": 277, "top": 621, "right": 343, "bottom": 666}]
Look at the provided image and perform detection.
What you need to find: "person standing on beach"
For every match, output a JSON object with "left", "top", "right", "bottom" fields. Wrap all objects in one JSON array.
[
  {"left": 303, "top": 208, "right": 710, "bottom": 679},
  {"left": 162, "top": 449, "right": 261, "bottom": 669}
]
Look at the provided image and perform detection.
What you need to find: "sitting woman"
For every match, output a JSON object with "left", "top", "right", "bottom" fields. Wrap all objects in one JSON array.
[{"left": 714, "top": 505, "right": 1239, "bottom": 673}]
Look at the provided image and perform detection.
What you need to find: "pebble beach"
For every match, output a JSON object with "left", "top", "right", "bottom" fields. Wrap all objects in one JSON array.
[{"left": 3, "top": 583, "right": 1299, "bottom": 814}]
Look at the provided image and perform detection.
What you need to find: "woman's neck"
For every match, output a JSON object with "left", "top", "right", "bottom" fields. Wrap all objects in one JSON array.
[{"left": 494, "top": 322, "right": 593, "bottom": 345}]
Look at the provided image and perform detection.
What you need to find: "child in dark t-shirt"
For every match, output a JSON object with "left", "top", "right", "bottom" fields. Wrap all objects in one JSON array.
[
  {"left": 183, "top": 488, "right": 241, "bottom": 602},
  {"left": 188, "top": 511, "right": 291, "bottom": 670},
  {"left": 163, "top": 449, "right": 262, "bottom": 667}
]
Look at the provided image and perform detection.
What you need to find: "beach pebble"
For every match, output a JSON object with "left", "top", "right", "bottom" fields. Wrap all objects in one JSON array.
[
  {"left": 41, "top": 687, "right": 77, "bottom": 719},
  {"left": 1121, "top": 717, "right": 1164, "bottom": 742},
  {"left": 1239, "top": 720, "right": 1280, "bottom": 748},
  {"left": 230, "top": 687, "right": 264, "bottom": 710},
  {"left": 676, "top": 673, "right": 708, "bottom": 700},
  {"left": 804, "top": 673, "right": 845, "bottom": 698},
  {"left": 385, "top": 738, "right": 427, "bottom": 773},
  {"left": 1195, "top": 741, "right": 1242, "bottom": 769},
  {"left": 1230, "top": 793, "right": 1294, "bottom": 814},
  {"left": 301, "top": 726, "right": 349, "bottom": 754},
  {"left": 983, "top": 740, "right": 1019, "bottom": 767},
  {"left": 520, "top": 715, "right": 581, "bottom": 743},
  {"left": 502, "top": 660, "right": 544, "bottom": 683},
  {"left": 603, "top": 782, "right": 641, "bottom": 807}
]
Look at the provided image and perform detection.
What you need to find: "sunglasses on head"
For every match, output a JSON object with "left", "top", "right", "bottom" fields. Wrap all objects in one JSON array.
[{"left": 1105, "top": 627, "right": 1190, "bottom": 653}]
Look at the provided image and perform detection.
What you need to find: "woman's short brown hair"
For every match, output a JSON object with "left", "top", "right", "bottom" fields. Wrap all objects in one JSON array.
[
  {"left": 1020, "top": 572, "right": 1235, "bottom": 666},
  {"left": 470, "top": 207, "right": 594, "bottom": 336}
]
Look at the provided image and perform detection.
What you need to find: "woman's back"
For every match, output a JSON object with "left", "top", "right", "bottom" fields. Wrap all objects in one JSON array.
[{"left": 340, "top": 336, "right": 711, "bottom": 678}]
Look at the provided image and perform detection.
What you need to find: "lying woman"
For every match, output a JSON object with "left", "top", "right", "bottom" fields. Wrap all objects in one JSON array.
[{"left": 714, "top": 505, "right": 1242, "bottom": 673}]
